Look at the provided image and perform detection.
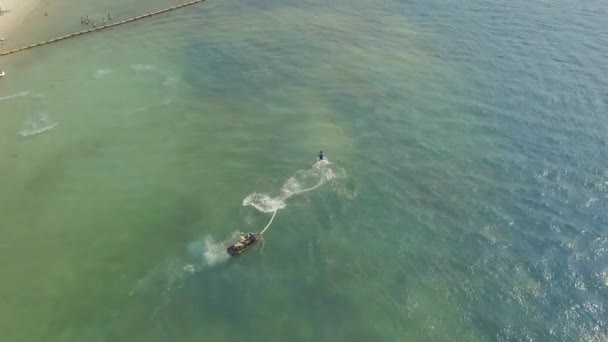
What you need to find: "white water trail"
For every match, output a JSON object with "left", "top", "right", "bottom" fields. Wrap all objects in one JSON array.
[
  {"left": 239, "top": 159, "right": 337, "bottom": 239},
  {"left": 0, "top": 91, "right": 31, "bottom": 102},
  {"left": 243, "top": 159, "right": 335, "bottom": 212},
  {"left": 150, "top": 160, "right": 342, "bottom": 287}
]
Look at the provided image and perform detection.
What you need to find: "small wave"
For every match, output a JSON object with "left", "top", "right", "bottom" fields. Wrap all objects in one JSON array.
[
  {"left": 183, "top": 264, "right": 196, "bottom": 274},
  {"left": 94, "top": 68, "right": 113, "bottom": 79},
  {"left": 584, "top": 197, "right": 597, "bottom": 208},
  {"left": 0, "top": 91, "right": 30, "bottom": 102},
  {"left": 18, "top": 113, "right": 58, "bottom": 137},
  {"left": 163, "top": 77, "right": 178, "bottom": 87},
  {"left": 582, "top": 333, "right": 608, "bottom": 342},
  {"left": 19, "top": 122, "right": 58, "bottom": 137},
  {"left": 132, "top": 64, "right": 156, "bottom": 72}
]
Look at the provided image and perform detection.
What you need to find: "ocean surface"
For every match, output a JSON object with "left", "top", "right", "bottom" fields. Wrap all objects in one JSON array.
[{"left": 1, "top": 0, "right": 607, "bottom": 341}]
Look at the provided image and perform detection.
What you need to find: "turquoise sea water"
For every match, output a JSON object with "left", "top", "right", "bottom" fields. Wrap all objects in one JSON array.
[{"left": 1, "top": 0, "right": 607, "bottom": 341}]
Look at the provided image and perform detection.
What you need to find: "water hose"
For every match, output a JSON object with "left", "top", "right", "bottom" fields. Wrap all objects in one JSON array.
[
  {"left": 259, "top": 210, "right": 278, "bottom": 235},
  {"left": 252, "top": 162, "right": 329, "bottom": 236}
]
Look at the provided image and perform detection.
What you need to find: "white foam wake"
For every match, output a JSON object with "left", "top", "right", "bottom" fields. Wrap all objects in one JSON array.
[
  {"left": 133, "top": 160, "right": 347, "bottom": 292},
  {"left": 242, "top": 159, "right": 336, "bottom": 213},
  {"left": 242, "top": 193, "right": 287, "bottom": 213},
  {"left": 186, "top": 233, "right": 242, "bottom": 268},
  {"left": 202, "top": 235, "right": 232, "bottom": 266}
]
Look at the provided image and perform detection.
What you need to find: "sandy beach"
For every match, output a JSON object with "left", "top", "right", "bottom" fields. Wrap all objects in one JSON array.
[{"left": 0, "top": 0, "right": 40, "bottom": 41}]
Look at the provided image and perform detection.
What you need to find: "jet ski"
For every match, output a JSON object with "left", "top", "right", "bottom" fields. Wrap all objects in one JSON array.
[
  {"left": 227, "top": 232, "right": 260, "bottom": 256},
  {"left": 0, "top": 70, "right": 5, "bottom": 77}
]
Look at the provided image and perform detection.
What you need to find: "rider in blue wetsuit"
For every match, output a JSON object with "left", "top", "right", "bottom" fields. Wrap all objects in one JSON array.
[{"left": 318, "top": 150, "right": 325, "bottom": 160}]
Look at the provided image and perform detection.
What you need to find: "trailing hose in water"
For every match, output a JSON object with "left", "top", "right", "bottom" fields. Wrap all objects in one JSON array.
[{"left": 259, "top": 210, "right": 278, "bottom": 235}]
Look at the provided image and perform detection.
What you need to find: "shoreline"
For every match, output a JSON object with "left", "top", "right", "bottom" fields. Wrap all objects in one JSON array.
[
  {"left": 0, "top": 0, "right": 41, "bottom": 45},
  {"left": 0, "top": 0, "right": 205, "bottom": 57}
]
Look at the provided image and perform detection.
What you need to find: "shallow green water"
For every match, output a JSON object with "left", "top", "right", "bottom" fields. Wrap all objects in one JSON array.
[{"left": 1, "top": 0, "right": 607, "bottom": 341}]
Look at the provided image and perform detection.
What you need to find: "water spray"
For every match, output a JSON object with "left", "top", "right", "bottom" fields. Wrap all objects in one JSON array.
[{"left": 226, "top": 158, "right": 333, "bottom": 256}]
